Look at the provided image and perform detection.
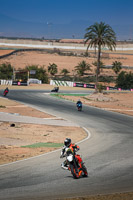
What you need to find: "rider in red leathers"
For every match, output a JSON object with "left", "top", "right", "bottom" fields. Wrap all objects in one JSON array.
[
  {"left": 60, "top": 138, "right": 82, "bottom": 170},
  {"left": 3, "top": 87, "right": 9, "bottom": 96}
]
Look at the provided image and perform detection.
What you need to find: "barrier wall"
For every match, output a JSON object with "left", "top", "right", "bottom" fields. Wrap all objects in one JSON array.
[
  {"left": 0, "top": 80, "right": 28, "bottom": 86},
  {"left": 50, "top": 80, "right": 133, "bottom": 91},
  {"left": 0, "top": 80, "right": 12, "bottom": 85},
  {"left": 50, "top": 80, "right": 73, "bottom": 87}
]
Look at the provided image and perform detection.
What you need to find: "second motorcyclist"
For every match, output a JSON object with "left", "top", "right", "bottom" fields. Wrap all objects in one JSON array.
[{"left": 76, "top": 99, "right": 82, "bottom": 111}]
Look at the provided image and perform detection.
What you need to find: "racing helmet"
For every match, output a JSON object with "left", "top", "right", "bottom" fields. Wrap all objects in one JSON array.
[{"left": 64, "top": 138, "right": 71, "bottom": 147}]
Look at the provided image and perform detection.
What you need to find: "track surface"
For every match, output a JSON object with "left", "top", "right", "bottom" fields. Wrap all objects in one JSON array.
[{"left": 0, "top": 89, "right": 133, "bottom": 200}]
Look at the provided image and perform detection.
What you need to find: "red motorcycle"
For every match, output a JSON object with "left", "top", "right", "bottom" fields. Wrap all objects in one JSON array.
[
  {"left": 62, "top": 147, "right": 88, "bottom": 179},
  {"left": 3, "top": 88, "right": 9, "bottom": 96}
]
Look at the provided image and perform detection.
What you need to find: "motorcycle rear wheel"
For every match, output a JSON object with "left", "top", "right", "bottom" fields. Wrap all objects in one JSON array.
[
  {"left": 70, "top": 163, "right": 79, "bottom": 179},
  {"left": 78, "top": 107, "right": 82, "bottom": 111}
]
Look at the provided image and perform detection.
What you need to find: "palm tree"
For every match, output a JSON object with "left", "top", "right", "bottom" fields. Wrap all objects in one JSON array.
[
  {"left": 75, "top": 60, "right": 91, "bottom": 76},
  {"left": 48, "top": 63, "right": 58, "bottom": 76},
  {"left": 61, "top": 68, "right": 70, "bottom": 76},
  {"left": 84, "top": 22, "right": 116, "bottom": 92},
  {"left": 112, "top": 61, "right": 122, "bottom": 74}
]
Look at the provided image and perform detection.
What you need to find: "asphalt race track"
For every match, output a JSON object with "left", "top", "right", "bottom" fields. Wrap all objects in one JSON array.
[{"left": 0, "top": 89, "right": 133, "bottom": 200}]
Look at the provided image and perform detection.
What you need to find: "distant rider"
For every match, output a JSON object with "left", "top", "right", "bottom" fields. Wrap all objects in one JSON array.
[
  {"left": 4, "top": 87, "right": 9, "bottom": 96},
  {"left": 76, "top": 99, "right": 82, "bottom": 107},
  {"left": 5, "top": 87, "right": 9, "bottom": 92}
]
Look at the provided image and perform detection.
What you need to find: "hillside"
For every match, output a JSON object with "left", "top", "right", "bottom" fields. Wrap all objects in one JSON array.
[{"left": 0, "top": 49, "right": 133, "bottom": 78}]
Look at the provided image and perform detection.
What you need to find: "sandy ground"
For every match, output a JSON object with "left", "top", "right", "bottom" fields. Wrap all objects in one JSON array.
[
  {"left": 0, "top": 96, "right": 87, "bottom": 165},
  {"left": 62, "top": 192, "right": 133, "bottom": 200},
  {"left": 0, "top": 49, "right": 133, "bottom": 77},
  {"left": 0, "top": 49, "right": 14, "bottom": 56}
]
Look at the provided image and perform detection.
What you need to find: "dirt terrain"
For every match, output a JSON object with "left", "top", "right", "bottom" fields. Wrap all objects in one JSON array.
[
  {"left": 0, "top": 49, "right": 133, "bottom": 77},
  {"left": 0, "top": 95, "right": 87, "bottom": 165},
  {"left": 63, "top": 192, "right": 133, "bottom": 200}
]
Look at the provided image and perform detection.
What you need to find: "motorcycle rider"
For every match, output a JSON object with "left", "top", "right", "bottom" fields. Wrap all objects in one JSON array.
[
  {"left": 4, "top": 87, "right": 9, "bottom": 96},
  {"left": 60, "top": 138, "right": 80, "bottom": 170},
  {"left": 76, "top": 99, "right": 82, "bottom": 108},
  {"left": 5, "top": 87, "right": 9, "bottom": 92}
]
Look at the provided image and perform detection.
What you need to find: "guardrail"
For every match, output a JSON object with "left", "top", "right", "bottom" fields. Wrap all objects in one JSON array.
[
  {"left": 0, "top": 80, "right": 12, "bottom": 85},
  {"left": 50, "top": 80, "right": 133, "bottom": 91},
  {"left": 0, "top": 80, "right": 28, "bottom": 86},
  {"left": 50, "top": 80, "right": 73, "bottom": 87}
]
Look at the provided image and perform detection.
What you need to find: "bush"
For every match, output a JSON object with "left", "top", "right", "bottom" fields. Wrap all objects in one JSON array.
[
  {"left": 98, "top": 76, "right": 115, "bottom": 83},
  {"left": 116, "top": 71, "right": 133, "bottom": 89},
  {"left": 26, "top": 65, "right": 49, "bottom": 83}
]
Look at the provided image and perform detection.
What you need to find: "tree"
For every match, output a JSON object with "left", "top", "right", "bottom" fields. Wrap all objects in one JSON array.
[
  {"left": 60, "top": 68, "right": 70, "bottom": 76},
  {"left": 75, "top": 60, "right": 91, "bottom": 76},
  {"left": 26, "top": 65, "right": 48, "bottom": 83},
  {"left": 48, "top": 63, "right": 58, "bottom": 76},
  {"left": 112, "top": 61, "right": 122, "bottom": 74},
  {"left": 0, "top": 63, "right": 13, "bottom": 79},
  {"left": 84, "top": 22, "right": 116, "bottom": 92},
  {"left": 116, "top": 71, "right": 133, "bottom": 89}
]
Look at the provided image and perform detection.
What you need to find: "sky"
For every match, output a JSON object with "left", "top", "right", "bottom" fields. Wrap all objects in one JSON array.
[{"left": 0, "top": 0, "right": 133, "bottom": 39}]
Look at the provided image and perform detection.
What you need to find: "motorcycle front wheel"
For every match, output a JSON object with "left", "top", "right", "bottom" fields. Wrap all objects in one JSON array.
[
  {"left": 82, "top": 163, "right": 88, "bottom": 177},
  {"left": 70, "top": 163, "right": 79, "bottom": 179}
]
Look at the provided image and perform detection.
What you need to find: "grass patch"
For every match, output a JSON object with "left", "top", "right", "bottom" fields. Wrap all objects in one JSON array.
[
  {"left": 50, "top": 93, "right": 65, "bottom": 100},
  {"left": 21, "top": 142, "right": 63, "bottom": 148},
  {"left": 51, "top": 93, "right": 88, "bottom": 97},
  {"left": 0, "top": 105, "right": 6, "bottom": 108},
  {"left": 50, "top": 93, "right": 63, "bottom": 98},
  {"left": 60, "top": 93, "right": 88, "bottom": 96}
]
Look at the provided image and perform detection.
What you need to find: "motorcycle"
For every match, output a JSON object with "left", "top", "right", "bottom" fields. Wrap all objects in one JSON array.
[
  {"left": 3, "top": 89, "right": 9, "bottom": 96},
  {"left": 77, "top": 102, "right": 82, "bottom": 111},
  {"left": 61, "top": 147, "right": 88, "bottom": 179},
  {"left": 51, "top": 87, "right": 59, "bottom": 92}
]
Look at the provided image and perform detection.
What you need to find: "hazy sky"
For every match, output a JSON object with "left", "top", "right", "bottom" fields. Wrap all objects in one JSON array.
[{"left": 0, "top": 0, "right": 133, "bottom": 39}]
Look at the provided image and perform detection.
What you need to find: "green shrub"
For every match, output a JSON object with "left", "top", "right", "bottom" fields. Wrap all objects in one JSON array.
[
  {"left": 116, "top": 71, "right": 133, "bottom": 89},
  {"left": 0, "top": 63, "right": 13, "bottom": 79}
]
